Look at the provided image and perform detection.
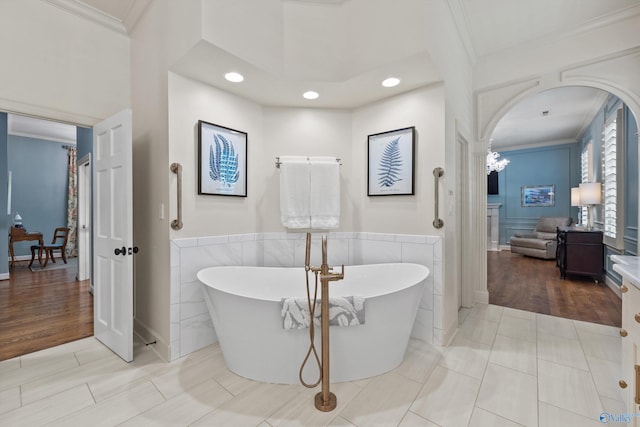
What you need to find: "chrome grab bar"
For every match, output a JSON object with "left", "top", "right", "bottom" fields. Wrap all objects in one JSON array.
[
  {"left": 170, "top": 163, "right": 183, "bottom": 230},
  {"left": 433, "top": 167, "right": 444, "bottom": 229}
]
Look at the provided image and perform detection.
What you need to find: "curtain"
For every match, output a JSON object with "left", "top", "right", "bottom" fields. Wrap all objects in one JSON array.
[{"left": 66, "top": 147, "right": 78, "bottom": 257}]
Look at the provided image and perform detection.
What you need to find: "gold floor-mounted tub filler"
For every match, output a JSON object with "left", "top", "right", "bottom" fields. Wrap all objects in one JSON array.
[{"left": 300, "top": 232, "right": 344, "bottom": 412}]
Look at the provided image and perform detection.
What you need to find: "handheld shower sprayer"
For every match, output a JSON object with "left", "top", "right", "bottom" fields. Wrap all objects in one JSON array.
[{"left": 305, "top": 232, "right": 311, "bottom": 271}]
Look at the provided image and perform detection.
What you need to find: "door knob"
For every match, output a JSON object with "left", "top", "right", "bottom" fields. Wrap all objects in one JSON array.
[
  {"left": 128, "top": 247, "right": 139, "bottom": 255},
  {"left": 114, "top": 246, "right": 126, "bottom": 256}
]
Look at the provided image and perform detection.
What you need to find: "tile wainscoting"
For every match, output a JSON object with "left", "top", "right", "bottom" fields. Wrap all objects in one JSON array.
[{"left": 169, "top": 232, "right": 443, "bottom": 361}]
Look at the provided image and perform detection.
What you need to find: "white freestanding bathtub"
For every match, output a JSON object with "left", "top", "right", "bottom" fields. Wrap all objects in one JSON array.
[{"left": 197, "top": 263, "right": 429, "bottom": 384}]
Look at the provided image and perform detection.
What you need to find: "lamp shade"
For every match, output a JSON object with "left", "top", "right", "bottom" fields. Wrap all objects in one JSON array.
[
  {"left": 571, "top": 187, "right": 582, "bottom": 206},
  {"left": 579, "top": 182, "right": 602, "bottom": 205}
]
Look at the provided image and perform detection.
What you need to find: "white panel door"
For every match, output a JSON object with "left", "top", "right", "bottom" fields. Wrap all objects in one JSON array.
[
  {"left": 78, "top": 156, "right": 91, "bottom": 283},
  {"left": 93, "top": 109, "right": 133, "bottom": 362}
]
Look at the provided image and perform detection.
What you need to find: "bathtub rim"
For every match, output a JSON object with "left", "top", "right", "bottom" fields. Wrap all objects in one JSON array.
[{"left": 197, "top": 262, "right": 430, "bottom": 302}]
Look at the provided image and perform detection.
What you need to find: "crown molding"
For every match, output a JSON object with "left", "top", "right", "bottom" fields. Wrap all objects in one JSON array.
[
  {"left": 122, "top": 0, "right": 151, "bottom": 33},
  {"left": 446, "top": 0, "right": 477, "bottom": 65},
  {"left": 42, "top": 0, "right": 127, "bottom": 34},
  {"left": 559, "top": 3, "right": 640, "bottom": 43},
  {"left": 481, "top": 3, "right": 640, "bottom": 60},
  {"left": 282, "top": 0, "right": 347, "bottom": 4},
  {"left": 497, "top": 138, "right": 577, "bottom": 153}
]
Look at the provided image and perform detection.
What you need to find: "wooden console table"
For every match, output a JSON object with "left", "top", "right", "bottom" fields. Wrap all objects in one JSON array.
[
  {"left": 556, "top": 227, "right": 604, "bottom": 283},
  {"left": 9, "top": 226, "right": 44, "bottom": 269}
]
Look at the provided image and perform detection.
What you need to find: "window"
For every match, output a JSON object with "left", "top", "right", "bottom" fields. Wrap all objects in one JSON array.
[
  {"left": 601, "top": 108, "right": 625, "bottom": 249},
  {"left": 580, "top": 142, "right": 592, "bottom": 227}
]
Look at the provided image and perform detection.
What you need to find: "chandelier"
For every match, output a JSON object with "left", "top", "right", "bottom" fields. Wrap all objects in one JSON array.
[{"left": 486, "top": 140, "right": 509, "bottom": 174}]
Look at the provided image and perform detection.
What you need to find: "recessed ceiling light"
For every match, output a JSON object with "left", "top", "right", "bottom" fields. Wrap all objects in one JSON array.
[
  {"left": 382, "top": 77, "right": 400, "bottom": 88},
  {"left": 303, "top": 91, "right": 319, "bottom": 100},
  {"left": 225, "top": 72, "right": 244, "bottom": 83}
]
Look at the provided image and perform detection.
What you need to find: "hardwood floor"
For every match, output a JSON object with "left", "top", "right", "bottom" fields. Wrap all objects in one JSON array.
[
  {"left": 488, "top": 250, "right": 622, "bottom": 327},
  {"left": 0, "top": 259, "right": 93, "bottom": 361}
]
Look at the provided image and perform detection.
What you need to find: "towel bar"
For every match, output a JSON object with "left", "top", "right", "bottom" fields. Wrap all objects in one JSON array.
[
  {"left": 275, "top": 156, "right": 341, "bottom": 168},
  {"left": 433, "top": 167, "right": 444, "bottom": 229},
  {"left": 170, "top": 163, "right": 183, "bottom": 230}
]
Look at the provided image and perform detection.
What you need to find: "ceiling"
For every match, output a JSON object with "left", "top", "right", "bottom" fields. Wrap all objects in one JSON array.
[
  {"left": 34, "top": 0, "right": 639, "bottom": 148},
  {"left": 490, "top": 87, "right": 610, "bottom": 151}
]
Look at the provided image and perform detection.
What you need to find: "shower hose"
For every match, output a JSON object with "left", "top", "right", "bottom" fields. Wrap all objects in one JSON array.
[{"left": 299, "top": 267, "right": 322, "bottom": 388}]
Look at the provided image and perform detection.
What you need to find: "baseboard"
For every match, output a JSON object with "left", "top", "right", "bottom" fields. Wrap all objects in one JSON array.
[
  {"left": 605, "top": 276, "right": 622, "bottom": 299},
  {"left": 133, "top": 318, "right": 170, "bottom": 362},
  {"left": 8, "top": 255, "right": 33, "bottom": 262},
  {"left": 499, "top": 245, "right": 511, "bottom": 251},
  {"left": 440, "top": 321, "right": 459, "bottom": 347},
  {"left": 0, "top": 272, "right": 9, "bottom": 281},
  {"left": 474, "top": 289, "right": 489, "bottom": 304}
]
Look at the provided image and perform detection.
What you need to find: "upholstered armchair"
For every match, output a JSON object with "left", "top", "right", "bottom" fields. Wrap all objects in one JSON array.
[{"left": 510, "top": 217, "right": 574, "bottom": 259}]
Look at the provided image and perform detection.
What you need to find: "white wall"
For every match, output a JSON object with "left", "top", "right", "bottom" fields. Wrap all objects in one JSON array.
[
  {"left": 130, "top": 0, "right": 204, "bottom": 360},
  {"left": 168, "top": 72, "right": 446, "bottom": 238},
  {"left": 419, "top": 0, "right": 475, "bottom": 342},
  {"left": 261, "top": 107, "right": 353, "bottom": 231},
  {"left": 351, "top": 85, "right": 446, "bottom": 234},
  {"left": 0, "top": 0, "right": 130, "bottom": 125},
  {"left": 474, "top": 8, "right": 640, "bottom": 90},
  {"left": 168, "top": 72, "right": 264, "bottom": 237}
]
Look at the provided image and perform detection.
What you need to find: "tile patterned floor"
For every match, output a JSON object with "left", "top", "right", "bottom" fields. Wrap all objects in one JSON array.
[{"left": 0, "top": 304, "right": 625, "bottom": 426}]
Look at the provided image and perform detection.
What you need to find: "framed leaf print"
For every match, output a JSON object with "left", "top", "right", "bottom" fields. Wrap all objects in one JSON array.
[
  {"left": 198, "top": 120, "right": 247, "bottom": 197},
  {"left": 367, "top": 127, "right": 415, "bottom": 196}
]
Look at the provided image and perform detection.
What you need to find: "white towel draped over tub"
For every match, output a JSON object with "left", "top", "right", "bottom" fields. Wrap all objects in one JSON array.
[
  {"left": 281, "top": 296, "right": 365, "bottom": 330},
  {"left": 279, "top": 156, "right": 340, "bottom": 229}
]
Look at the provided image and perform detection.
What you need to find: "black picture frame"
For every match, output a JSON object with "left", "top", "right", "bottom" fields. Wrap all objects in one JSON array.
[
  {"left": 197, "top": 120, "right": 247, "bottom": 197},
  {"left": 367, "top": 126, "right": 415, "bottom": 196}
]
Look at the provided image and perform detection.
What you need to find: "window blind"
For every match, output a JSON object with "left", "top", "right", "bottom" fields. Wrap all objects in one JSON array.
[
  {"left": 601, "top": 108, "right": 625, "bottom": 249},
  {"left": 580, "top": 143, "right": 591, "bottom": 227}
]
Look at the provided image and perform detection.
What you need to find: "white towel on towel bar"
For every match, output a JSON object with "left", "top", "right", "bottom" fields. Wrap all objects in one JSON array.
[
  {"left": 279, "top": 156, "right": 311, "bottom": 229},
  {"left": 309, "top": 156, "right": 340, "bottom": 229},
  {"left": 281, "top": 296, "right": 365, "bottom": 330}
]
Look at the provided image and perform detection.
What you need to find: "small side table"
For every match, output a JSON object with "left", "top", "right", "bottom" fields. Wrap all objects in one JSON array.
[
  {"left": 556, "top": 227, "right": 604, "bottom": 283},
  {"left": 9, "top": 226, "right": 44, "bottom": 269}
]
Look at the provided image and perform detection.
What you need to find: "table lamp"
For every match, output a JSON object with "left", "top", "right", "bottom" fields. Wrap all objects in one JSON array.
[
  {"left": 13, "top": 212, "right": 23, "bottom": 228},
  {"left": 571, "top": 187, "right": 582, "bottom": 225},
  {"left": 579, "top": 182, "right": 601, "bottom": 230}
]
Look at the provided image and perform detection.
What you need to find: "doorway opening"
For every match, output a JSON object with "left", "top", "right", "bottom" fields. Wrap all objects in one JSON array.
[
  {"left": 484, "top": 86, "right": 637, "bottom": 327},
  {"left": 0, "top": 113, "right": 94, "bottom": 361}
]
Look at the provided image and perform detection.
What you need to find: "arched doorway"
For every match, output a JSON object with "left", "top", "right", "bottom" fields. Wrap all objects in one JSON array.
[
  {"left": 481, "top": 85, "right": 636, "bottom": 324},
  {"left": 467, "top": 54, "right": 640, "bottom": 315}
]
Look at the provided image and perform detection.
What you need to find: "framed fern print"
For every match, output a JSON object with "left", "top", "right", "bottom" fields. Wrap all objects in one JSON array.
[
  {"left": 367, "top": 127, "right": 415, "bottom": 196},
  {"left": 198, "top": 120, "right": 247, "bottom": 197}
]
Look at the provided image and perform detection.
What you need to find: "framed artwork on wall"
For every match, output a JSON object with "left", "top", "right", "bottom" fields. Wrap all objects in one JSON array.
[
  {"left": 367, "top": 126, "right": 415, "bottom": 196},
  {"left": 521, "top": 184, "right": 555, "bottom": 207},
  {"left": 198, "top": 120, "right": 247, "bottom": 197}
]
